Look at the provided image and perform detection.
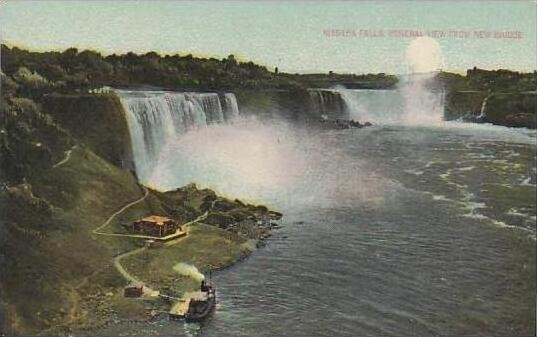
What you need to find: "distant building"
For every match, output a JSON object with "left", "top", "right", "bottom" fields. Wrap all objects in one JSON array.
[
  {"left": 124, "top": 283, "right": 144, "bottom": 297},
  {"left": 132, "top": 215, "right": 182, "bottom": 237}
]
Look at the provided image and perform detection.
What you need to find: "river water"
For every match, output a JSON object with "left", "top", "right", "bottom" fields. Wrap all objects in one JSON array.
[{"left": 93, "top": 116, "right": 536, "bottom": 336}]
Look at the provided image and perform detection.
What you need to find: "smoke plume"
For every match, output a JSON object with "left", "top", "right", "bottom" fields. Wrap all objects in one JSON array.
[{"left": 173, "top": 262, "right": 205, "bottom": 282}]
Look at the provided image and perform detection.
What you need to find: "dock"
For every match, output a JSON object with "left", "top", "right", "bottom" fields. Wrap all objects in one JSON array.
[
  {"left": 169, "top": 298, "right": 191, "bottom": 318},
  {"left": 168, "top": 291, "right": 208, "bottom": 318}
]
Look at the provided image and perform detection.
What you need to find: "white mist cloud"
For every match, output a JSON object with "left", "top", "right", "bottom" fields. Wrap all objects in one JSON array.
[
  {"left": 405, "top": 37, "right": 445, "bottom": 74},
  {"left": 147, "top": 117, "right": 388, "bottom": 210}
]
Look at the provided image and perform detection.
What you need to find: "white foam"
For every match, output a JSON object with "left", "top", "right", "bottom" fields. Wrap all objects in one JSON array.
[
  {"left": 432, "top": 194, "right": 451, "bottom": 201},
  {"left": 521, "top": 177, "right": 536, "bottom": 186},
  {"left": 457, "top": 166, "right": 475, "bottom": 172},
  {"left": 404, "top": 169, "right": 424, "bottom": 176}
]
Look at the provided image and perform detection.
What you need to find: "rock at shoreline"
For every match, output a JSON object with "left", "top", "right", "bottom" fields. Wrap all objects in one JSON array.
[
  {"left": 446, "top": 91, "right": 536, "bottom": 129},
  {"left": 205, "top": 211, "right": 236, "bottom": 229},
  {"left": 317, "top": 117, "right": 373, "bottom": 130},
  {"left": 503, "top": 113, "right": 536, "bottom": 129},
  {"left": 164, "top": 183, "right": 282, "bottom": 240}
]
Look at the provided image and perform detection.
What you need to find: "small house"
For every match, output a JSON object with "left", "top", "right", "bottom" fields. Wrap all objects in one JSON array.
[
  {"left": 124, "top": 283, "right": 144, "bottom": 297},
  {"left": 132, "top": 215, "right": 182, "bottom": 237}
]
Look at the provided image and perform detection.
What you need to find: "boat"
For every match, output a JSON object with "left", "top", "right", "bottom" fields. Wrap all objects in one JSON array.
[
  {"left": 169, "top": 277, "right": 216, "bottom": 321},
  {"left": 184, "top": 285, "right": 216, "bottom": 322}
]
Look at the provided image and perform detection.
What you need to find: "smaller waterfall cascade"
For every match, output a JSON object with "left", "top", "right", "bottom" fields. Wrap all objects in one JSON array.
[
  {"left": 308, "top": 89, "right": 347, "bottom": 119},
  {"left": 223, "top": 93, "right": 240, "bottom": 120},
  {"left": 117, "top": 90, "right": 240, "bottom": 181},
  {"left": 478, "top": 94, "right": 491, "bottom": 119}
]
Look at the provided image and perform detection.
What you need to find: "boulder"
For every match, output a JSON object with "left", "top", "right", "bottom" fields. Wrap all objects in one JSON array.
[
  {"left": 503, "top": 113, "right": 536, "bottom": 128},
  {"left": 204, "top": 211, "right": 235, "bottom": 229},
  {"left": 212, "top": 199, "right": 237, "bottom": 212}
]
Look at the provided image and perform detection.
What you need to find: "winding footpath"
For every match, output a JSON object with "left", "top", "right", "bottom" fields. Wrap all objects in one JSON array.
[
  {"left": 92, "top": 186, "right": 150, "bottom": 235},
  {"left": 45, "top": 185, "right": 209, "bottom": 333},
  {"left": 45, "top": 150, "right": 210, "bottom": 332},
  {"left": 52, "top": 145, "right": 77, "bottom": 168},
  {"left": 110, "top": 213, "right": 209, "bottom": 296},
  {"left": 91, "top": 187, "right": 209, "bottom": 293}
]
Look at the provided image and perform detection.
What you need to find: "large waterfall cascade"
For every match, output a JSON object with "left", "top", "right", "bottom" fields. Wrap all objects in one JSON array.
[
  {"left": 308, "top": 37, "right": 446, "bottom": 124},
  {"left": 116, "top": 90, "right": 240, "bottom": 181},
  {"left": 308, "top": 84, "right": 445, "bottom": 125}
]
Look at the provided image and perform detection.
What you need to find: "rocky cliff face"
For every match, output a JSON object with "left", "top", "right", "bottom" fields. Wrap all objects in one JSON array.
[
  {"left": 445, "top": 91, "right": 536, "bottom": 128},
  {"left": 485, "top": 93, "right": 536, "bottom": 128},
  {"left": 42, "top": 93, "right": 134, "bottom": 169},
  {"left": 444, "top": 91, "right": 488, "bottom": 121},
  {"left": 235, "top": 89, "right": 347, "bottom": 122},
  {"left": 235, "top": 89, "right": 310, "bottom": 121}
]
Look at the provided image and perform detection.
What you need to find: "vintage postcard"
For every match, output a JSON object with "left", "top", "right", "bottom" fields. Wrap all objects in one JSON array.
[{"left": 0, "top": 1, "right": 535, "bottom": 336}]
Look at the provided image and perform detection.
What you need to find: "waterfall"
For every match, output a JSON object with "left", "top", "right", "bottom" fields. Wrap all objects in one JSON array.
[
  {"left": 223, "top": 93, "right": 240, "bottom": 121},
  {"left": 315, "top": 37, "right": 445, "bottom": 125},
  {"left": 116, "top": 90, "right": 240, "bottom": 181},
  {"left": 308, "top": 89, "right": 347, "bottom": 119},
  {"left": 197, "top": 93, "right": 224, "bottom": 124},
  {"left": 309, "top": 85, "right": 444, "bottom": 125},
  {"left": 338, "top": 89, "right": 406, "bottom": 123},
  {"left": 308, "top": 87, "right": 406, "bottom": 123},
  {"left": 478, "top": 94, "right": 491, "bottom": 118}
]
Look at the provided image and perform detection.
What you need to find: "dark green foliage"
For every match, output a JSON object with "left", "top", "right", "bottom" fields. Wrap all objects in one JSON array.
[
  {"left": 444, "top": 90, "right": 488, "bottom": 120},
  {"left": 1, "top": 44, "right": 407, "bottom": 95},
  {"left": 1, "top": 183, "right": 55, "bottom": 233},
  {"left": 0, "top": 45, "right": 289, "bottom": 335},
  {"left": 465, "top": 68, "right": 536, "bottom": 92},
  {"left": 440, "top": 69, "right": 536, "bottom": 127},
  {"left": 1, "top": 45, "right": 294, "bottom": 93},
  {"left": 41, "top": 94, "right": 132, "bottom": 166},
  {"left": 439, "top": 68, "right": 536, "bottom": 93},
  {"left": 283, "top": 72, "right": 399, "bottom": 89},
  {"left": 0, "top": 96, "right": 72, "bottom": 184},
  {"left": 485, "top": 93, "right": 537, "bottom": 128}
]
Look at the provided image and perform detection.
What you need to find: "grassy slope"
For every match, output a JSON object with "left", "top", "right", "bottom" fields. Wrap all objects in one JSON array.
[
  {"left": 2, "top": 142, "right": 276, "bottom": 335},
  {"left": 122, "top": 224, "right": 252, "bottom": 297},
  {"left": 2, "top": 145, "right": 144, "bottom": 334}
]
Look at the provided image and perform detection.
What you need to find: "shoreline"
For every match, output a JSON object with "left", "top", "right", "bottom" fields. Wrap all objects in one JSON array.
[
  {"left": 52, "top": 183, "right": 282, "bottom": 336},
  {"left": 63, "top": 243, "right": 268, "bottom": 337},
  {"left": 71, "top": 231, "right": 276, "bottom": 337}
]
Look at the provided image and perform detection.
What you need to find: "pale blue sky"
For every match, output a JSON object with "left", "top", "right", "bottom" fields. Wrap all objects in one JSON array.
[{"left": 1, "top": 1, "right": 535, "bottom": 74}]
